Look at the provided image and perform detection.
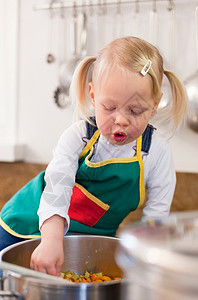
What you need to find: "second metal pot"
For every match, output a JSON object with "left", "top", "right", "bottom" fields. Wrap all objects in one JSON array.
[{"left": 117, "top": 211, "right": 198, "bottom": 300}]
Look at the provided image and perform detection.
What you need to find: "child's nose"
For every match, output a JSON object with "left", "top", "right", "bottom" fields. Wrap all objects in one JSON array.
[{"left": 114, "top": 113, "right": 129, "bottom": 126}]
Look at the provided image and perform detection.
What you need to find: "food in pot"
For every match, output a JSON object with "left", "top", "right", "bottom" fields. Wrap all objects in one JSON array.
[{"left": 61, "top": 270, "right": 121, "bottom": 283}]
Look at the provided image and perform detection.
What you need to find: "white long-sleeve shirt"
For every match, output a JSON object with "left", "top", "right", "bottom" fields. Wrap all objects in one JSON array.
[{"left": 38, "top": 120, "right": 176, "bottom": 231}]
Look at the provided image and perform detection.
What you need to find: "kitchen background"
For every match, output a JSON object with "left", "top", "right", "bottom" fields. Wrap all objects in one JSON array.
[{"left": 0, "top": 0, "right": 198, "bottom": 223}]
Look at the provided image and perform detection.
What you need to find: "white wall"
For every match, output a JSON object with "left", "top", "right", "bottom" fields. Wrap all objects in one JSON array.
[{"left": 1, "top": 0, "right": 198, "bottom": 172}]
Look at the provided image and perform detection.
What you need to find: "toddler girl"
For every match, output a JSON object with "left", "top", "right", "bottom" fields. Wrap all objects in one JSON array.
[{"left": 0, "top": 36, "right": 187, "bottom": 276}]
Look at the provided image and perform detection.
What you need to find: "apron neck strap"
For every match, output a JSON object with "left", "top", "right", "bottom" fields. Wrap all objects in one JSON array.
[
  {"left": 136, "top": 135, "right": 142, "bottom": 158},
  {"left": 79, "top": 130, "right": 100, "bottom": 160},
  {"left": 79, "top": 129, "right": 143, "bottom": 160}
]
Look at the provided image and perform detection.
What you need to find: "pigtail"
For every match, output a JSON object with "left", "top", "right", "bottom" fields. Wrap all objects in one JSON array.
[
  {"left": 164, "top": 69, "right": 188, "bottom": 130},
  {"left": 70, "top": 56, "right": 96, "bottom": 122}
]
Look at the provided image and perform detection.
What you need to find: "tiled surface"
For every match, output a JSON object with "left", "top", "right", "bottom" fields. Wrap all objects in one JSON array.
[{"left": 1, "top": 162, "right": 198, "bottom": 230}]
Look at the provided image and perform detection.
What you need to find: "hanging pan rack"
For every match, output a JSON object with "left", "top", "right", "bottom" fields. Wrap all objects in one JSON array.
[{"left": 33, "top": 0, "right": 177, "bottom": 11}]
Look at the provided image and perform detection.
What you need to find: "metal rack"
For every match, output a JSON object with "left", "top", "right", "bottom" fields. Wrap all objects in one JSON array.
[{"left": 33, "top": 0, "right": 176, "bottom": 11}]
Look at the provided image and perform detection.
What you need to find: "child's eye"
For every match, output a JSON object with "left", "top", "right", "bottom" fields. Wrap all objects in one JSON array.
[
  {"left": 130, "top": 109, "right": 142, "bottom": 115},
  {"left": 104, "top": 105, "right": 116, "bottom": 111}
]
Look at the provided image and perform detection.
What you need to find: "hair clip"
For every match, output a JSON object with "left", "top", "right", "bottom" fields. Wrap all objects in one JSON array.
[{"left": 140, "top": 59, "right": 152, "bottom": 76}]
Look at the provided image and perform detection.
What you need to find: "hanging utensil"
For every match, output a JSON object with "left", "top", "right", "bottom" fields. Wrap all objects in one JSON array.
[
  {"left": 76, "top": 7, "right": 87, "bottom": 57},
  {"left": 54, "top": 5, "right": 88, "bottom": 108},
  {"left": 53, "top": 86, "right": 70, "bottom": 108},
  {"left": 53, "top": 4, "right": 70, "bottom": 109},
  {"left": 58, "top": 2, "right": 66, "bottom": 64},
  {"left": 97, "top": 0, "right": 107, "bottom": 50},
  {"left": 46, "top": 1, "right": 56, "bottom": 63},
  {"left": 184, "top": 6, "right": 198, "bottom": 132},
  {"left": 59, "top": 9, "right": 87, "bottom": 88},
  {"left": 158, "top": 0, "right": 175, "bottom": 111},
  {"left": 149, "top": 0, "right": 158, "bottom": 46},
  {"left": 134, "top": 0, "right": 140, "bottom": 37},
  {"left": 168, "top": 0, "right": 175, "bottom": 68},
  {"left": 115, "top": 0, "right": 122, "bottom": 38}
]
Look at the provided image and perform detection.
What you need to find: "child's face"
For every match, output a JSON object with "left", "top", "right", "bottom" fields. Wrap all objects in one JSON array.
[{"left": 89, "top": 67, "right": 158, "bottom": 145}]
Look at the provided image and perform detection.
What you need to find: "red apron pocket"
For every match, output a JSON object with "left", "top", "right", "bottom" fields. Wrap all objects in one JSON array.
[{"left": 68, "top": 183, "right": 110, "bottom": 227}]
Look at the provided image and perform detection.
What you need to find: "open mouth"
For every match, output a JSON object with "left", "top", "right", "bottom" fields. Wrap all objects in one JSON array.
[{"left": 113, "top": 132, "right": 127, "bottom": 142}]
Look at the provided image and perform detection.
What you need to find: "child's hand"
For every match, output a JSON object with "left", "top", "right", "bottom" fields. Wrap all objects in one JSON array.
[
  {"left": 30, "top": 238, "right": 64, "bottom": 277},
  {"left": 30, "top": 215, "right": 65, "bottom": 277}
]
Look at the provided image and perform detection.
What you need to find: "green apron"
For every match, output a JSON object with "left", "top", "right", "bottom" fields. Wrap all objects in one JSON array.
[
  {"left": 0, "top": 130, "right": 145, "bottom": 238},
  {"left": 68, "top": 129, "right": 145, "bottom": 236}
]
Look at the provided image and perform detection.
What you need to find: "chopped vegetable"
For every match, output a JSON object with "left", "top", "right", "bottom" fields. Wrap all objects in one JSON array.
[{"left": 61, "top": 270, "right": 121, "bottom": 283}]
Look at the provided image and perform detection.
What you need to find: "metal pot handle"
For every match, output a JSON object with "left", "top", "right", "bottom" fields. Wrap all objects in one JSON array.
[
  {"left": 0, "top": 274, "right": 25, "bottom": 299},
  {"left": 0, "top": 290, "right": 24, "bottom": 299}
]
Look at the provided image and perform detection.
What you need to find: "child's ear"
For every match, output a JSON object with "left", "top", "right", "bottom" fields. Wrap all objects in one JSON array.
[
  {"left": 152, "top": 93, "right": 163, "bottom": 114},
  {"left": 89, "top": 82, "right": 95, "bottom": 107},
  {"left": 152, "top": 102, "right": 159, "bottom": 114}
]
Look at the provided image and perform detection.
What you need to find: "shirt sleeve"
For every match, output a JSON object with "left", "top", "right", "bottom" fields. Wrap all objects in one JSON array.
[
  {"left": 37, "top": 121, "right": 86, "bottom": 232},
  {"left": 142, "top": 134, "right": 176, "bottom": 219}
]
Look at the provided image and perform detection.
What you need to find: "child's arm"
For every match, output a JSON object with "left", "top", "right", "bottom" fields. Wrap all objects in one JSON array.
[
  {"left": 143, "top": 134, "right": 176, "bottom": 218},
  {"left": 30, "top": 121, "right": 86, "bottom": 276},
  {"left": 30, "top": 214, "right": 65, "bottom": 276},
  {"left": 38, "top": 121, "right": 86, "bottom": 233}
]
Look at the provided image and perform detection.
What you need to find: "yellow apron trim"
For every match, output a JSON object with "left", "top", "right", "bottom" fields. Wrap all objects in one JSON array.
[
  {"left": 85, "top": 148, "right": 139, "bottom": 167},
  {"left": 136, "top": 136, "right": 145, "bottom": 207},
  {"left": 138, "top": 156, "right": 145, "bottom": 207},
  {"left": 79, "top": 129, "right": 100, "bottom": 160},
  {"left": 0, "top": 217, "right": 41, "bottom": 239},
  {"left": 75, "top": 183, "right": 110, "bottom": 211},
  {"left": 136, "top": 135, "right": 142, "bottom": 159}
]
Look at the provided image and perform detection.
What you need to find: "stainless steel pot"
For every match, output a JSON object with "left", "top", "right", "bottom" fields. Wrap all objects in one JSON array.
[
  {"left": 0, "top": 235, "right": 126, "bottom": 300},
  {"left": 117, "top": 211, "right": 198, "bottom": 300}
]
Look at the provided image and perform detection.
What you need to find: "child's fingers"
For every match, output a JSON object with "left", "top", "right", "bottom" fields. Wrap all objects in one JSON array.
[
  {"left": 45, "top": 266, "right": 57, "bottom": 276},
  {"left": 36, "top": 266, "right": 47, "bottom": 274},
  {"left": 30, "top": 260, "right": 34, "bottom": 270},
  {"left": 34, "top": 262, "right": 57, "bottom": 276},
  {"left": 55, "top": 261, "right": 63, "bottom": 277},
  {"left": 30, "top": 256, "right": 55, "bottom": 275}
]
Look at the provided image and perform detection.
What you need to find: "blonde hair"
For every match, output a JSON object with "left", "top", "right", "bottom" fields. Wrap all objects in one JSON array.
[{"left": 70, "top": 36, "right": 187, "bottom": 131}]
